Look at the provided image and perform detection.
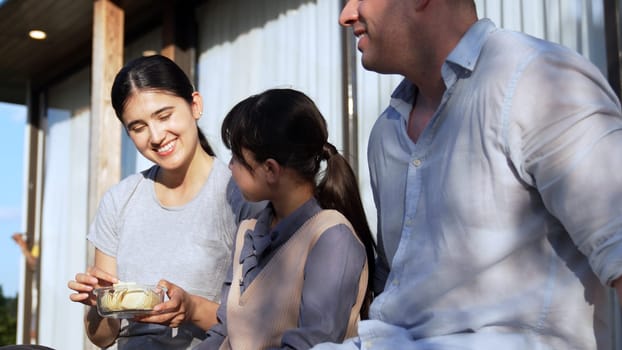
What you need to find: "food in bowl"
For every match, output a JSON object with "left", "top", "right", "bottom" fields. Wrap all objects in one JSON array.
[{"left": 95, "top": 282, "right": 166, "bottom": 318}]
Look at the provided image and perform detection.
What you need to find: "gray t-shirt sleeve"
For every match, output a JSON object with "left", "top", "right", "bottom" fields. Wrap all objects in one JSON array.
[
  {"left": 87, "top": 189, "right": 118, "bottom": 257},
  {"left": 87, "top": 172, "right": 144, "bottom": 257}
]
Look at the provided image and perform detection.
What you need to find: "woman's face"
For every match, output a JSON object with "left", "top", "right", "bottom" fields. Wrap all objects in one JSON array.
[{"left": 121, "top": 90, "right": 201, "bottom": 171}]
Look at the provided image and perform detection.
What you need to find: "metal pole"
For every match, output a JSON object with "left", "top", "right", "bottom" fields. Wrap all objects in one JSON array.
[{"left": 339, "top": 0, "right": 359, "bottom": 175}]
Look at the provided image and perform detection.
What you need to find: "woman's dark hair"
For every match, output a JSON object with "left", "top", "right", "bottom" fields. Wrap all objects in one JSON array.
[
  {"left": 111, "top": 54, "right": 214, "bottom": 156},
  {"left": 221, "top": 88, "right": 376, "bottom": 318}
]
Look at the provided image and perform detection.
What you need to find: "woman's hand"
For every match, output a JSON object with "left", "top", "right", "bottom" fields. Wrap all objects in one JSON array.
[
  {"left": 134, "top": 279, "right": 191, "bottom": 328},
  {"left": 69, "top": 249, "right": 120, "bottom": 348},
  {"left": 68, "top": 265, "right": 119, "bottom": 307},
  {"left": 136, "top": 279, "right": 220, "bottom": 330}
]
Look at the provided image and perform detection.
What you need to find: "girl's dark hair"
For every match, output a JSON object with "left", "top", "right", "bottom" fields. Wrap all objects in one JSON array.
[
  {"left": 110, "top": 54, "right": 214, "bottom": 156},
  {"left": 221, "top": 88, "right": 376, "bottom": 318}
]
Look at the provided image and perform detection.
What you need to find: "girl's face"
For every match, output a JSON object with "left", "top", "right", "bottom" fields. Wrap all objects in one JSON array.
[
  {"left": 121, "top": 90, "right": 202, "bottom": 171},
  {"left": 229, "top": 148, "right": 271, "bottom": 202}
]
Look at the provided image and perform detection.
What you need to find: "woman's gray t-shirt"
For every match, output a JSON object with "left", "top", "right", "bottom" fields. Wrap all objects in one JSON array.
[{"left": 88, "top": 159, "right": 253, "bottom": 349}]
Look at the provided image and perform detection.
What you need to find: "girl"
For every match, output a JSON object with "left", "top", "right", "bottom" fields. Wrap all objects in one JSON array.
[
  {"left": 67, "top": 55, "right": 261, "bottom": 349},
  {"left": 197, "top": 88, "right": 376, "bottom": 349}
]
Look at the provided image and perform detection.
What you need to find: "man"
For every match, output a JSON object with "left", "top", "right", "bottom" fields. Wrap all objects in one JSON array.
[{"left": 315, "top": 0, "right": 622, "bottom": 349}]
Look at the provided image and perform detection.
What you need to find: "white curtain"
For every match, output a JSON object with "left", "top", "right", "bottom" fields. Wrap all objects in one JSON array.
[
  {"left": 38, "top": 69, "right": 90, "bottom": 350},
  {"left": 195, "top": 0, "right": 344, "bottom": 160}
]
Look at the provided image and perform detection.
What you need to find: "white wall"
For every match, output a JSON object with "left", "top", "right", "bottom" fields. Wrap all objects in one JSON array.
[
  {"left": 195, "top": 0, "right": 344, "bottom": 162},
  {"left": 474, "top": 0, "right": 607, "bottom": 74}
]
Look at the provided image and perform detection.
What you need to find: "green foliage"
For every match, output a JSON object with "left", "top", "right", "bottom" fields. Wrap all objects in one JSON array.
[{"left": 0, "top": 285, "right": 17, "bottom": 345}]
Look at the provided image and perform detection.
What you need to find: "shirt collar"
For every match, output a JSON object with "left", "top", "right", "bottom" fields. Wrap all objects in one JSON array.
[
  {"left": 252, "top": 197, "right": 322, "bottom": 248},
  {"left": 446, "top": 18, "right": 497, "bottom": 73},
  {"left": 390, "top": 79, "right": 417, "bottom": 121},
  {"left": 390, "top": 19, "right": 497, "bottom": 114},
  {"left": 270, "top": 198, "right": 322, "bottom": 245}
]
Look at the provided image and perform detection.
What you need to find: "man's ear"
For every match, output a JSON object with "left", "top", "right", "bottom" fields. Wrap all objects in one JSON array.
[{"left": 263, "top": 158, "right": 281, "bottom": 184}]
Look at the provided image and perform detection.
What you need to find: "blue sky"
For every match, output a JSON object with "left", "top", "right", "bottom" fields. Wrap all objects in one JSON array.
[{"left": 0, "top": 102, "right": 26, "bottom": 297}]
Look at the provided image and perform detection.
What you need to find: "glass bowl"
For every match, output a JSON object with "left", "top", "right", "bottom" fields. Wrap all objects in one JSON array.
[{"left": 94, "top": 283, "right": 166, "bottom": 319}]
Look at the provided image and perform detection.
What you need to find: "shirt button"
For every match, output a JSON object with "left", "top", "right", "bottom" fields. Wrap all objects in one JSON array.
[
  {"left": 392, "top": 279, "right": 399, "bottom": 286},
  {"left": 413, "top": 159, "right": 422, "bottom": 167}
]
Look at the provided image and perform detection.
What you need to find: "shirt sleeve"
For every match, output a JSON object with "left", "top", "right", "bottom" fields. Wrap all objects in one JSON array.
[
  {"left": 277, "top": 224, "right": 367, "bottom": 350},
  {"left": 508, "top": 48, "right": 622, "bottom": 286},
  {"left": 87, "top": 172, "right": 145, "bottom": 257},
  {"left": 86, "top": 187, "right": 120, "bottom": 257}
]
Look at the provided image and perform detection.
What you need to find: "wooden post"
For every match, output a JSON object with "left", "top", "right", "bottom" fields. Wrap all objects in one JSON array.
[
  {"left": 89, "top": 0, "right": 123, "bottom": 227},
  {"left": 161, "top": 0, "right": 197, "bottom": 83},
  {"left": 87, "top": 0, "right": 123, "bottom": 346},
  {"left": 20, "top": 85, "right": 44, "bottom": 344}
]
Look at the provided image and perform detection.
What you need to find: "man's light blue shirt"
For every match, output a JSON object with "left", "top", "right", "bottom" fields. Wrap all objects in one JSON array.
[{"left": 315, "top": 19, "right": 622, "bottom": 349}]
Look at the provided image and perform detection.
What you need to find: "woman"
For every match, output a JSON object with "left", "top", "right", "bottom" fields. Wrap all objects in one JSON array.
[{"left": 67, "top": 55, "right": 261, "bottom": 349}]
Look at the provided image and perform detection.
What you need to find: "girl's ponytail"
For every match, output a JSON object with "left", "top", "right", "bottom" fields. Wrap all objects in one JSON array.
[{"left": 316, "top": 143, "right": 376, "bottom": 319}]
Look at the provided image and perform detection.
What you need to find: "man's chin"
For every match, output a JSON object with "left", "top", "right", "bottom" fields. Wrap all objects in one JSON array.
[
  {"left": 361, "top": 57, "right": 394, "bottom": 75},
  {"left": 361, "top": 56, "right": 377, "bottom": 72}
]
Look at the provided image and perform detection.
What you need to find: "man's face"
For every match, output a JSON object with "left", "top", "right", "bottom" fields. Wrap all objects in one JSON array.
[{"left": 339, "top": 0, "right": 416, "bottom": 74}]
